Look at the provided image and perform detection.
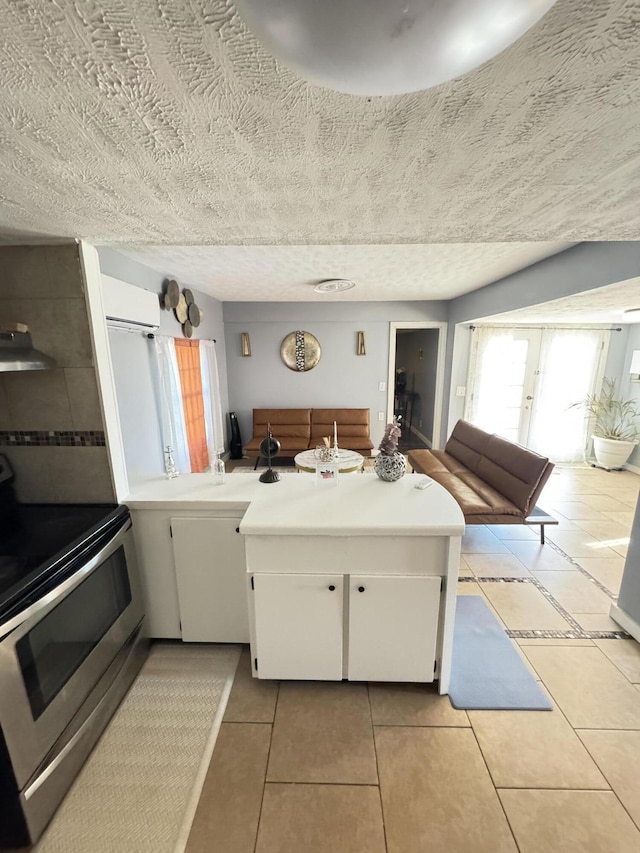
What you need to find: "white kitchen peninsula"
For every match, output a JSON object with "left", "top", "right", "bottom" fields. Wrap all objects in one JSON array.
[
  {"left": 241, "top": 475, "right": 464, "bottom": 693},
  {"left": 124, "top": 473, "right": 464, "bottom": 693}
]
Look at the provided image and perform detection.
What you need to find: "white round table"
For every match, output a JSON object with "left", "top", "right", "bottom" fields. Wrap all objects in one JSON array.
[{"left": 294, "top": 448, "right": 365, "bottom": 473}]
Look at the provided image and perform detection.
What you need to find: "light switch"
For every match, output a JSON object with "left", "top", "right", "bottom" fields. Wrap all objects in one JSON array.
[
  {"left": 378, "top": 381, "right": 386, "bottom": 391},
  {"left": 378, "top": 411, "right": 385, "bottom": 421},
  {"left": 456, "top": 386, "right": 466, "bottom": 397}
]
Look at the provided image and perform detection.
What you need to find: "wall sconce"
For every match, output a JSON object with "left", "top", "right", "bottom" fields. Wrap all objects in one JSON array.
[
  {"left": 241, "top": 332, "right": 251, "bottom": 357},
  {"left": 630, "top": 350, "right": 640, "bottom": 382},
  {"left": 357, "top": 331, "right": 366, "bottom": 356}
]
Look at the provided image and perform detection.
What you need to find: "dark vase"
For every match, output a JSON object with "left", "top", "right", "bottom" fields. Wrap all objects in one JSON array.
[{"left": 229, "top": 412, "right": 243, "bottom": 459}]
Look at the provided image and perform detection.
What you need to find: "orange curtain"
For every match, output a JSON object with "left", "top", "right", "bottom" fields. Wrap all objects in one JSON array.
[{"left": 175, "top": 339, "right": 209, "bottom": 473}]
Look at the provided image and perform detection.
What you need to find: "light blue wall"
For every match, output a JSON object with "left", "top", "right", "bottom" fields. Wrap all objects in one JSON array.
[
  {"left": 448, "top": 243, "right": 640, "bottom": 327},
  {"left": 616, "top": 495, "right": 640, "bottom": 629},
  {"left": 445, "top": 242, "right": 640, "bottom": 447},
  {"left": 622, "top": 324, "right": 640, "bottom": 468},
  {"left": 223, "top": 301, "right": 447, "bottom": 448},
  {"left": 97, "top": 245, "right": 640, "bottom": 466}
]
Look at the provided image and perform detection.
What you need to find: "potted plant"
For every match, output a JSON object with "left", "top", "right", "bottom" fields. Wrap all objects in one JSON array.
[
  {"left": 374, "top": 416, "right": 406, "bottom": 481},
  {"left": 570, "top": 377, "right": 640, "bottom": 470}
]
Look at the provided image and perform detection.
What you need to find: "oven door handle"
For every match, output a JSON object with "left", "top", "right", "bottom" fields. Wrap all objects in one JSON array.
[{"left": 0, "top": 517, "right": 132, "bottom": 640}]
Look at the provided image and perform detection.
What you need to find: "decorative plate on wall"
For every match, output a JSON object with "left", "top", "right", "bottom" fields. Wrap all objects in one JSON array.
[{"left": 280, "top": 330, "right": 321, "bottom": 372}]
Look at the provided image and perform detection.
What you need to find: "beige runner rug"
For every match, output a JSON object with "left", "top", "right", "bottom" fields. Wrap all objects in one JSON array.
[{"left": 35, "top": 643, "right": 241, "bottom": 853}]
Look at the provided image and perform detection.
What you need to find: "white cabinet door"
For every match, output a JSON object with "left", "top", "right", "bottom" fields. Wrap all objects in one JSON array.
[
  {"left": 171, "top": 517, "right": 249, "bottom": 642},
  {"left": 348, "top": 575, "right": 441, "bottom": 682},
  {"left": 252, "top": 573, "right": 343, "bottom": 680}
]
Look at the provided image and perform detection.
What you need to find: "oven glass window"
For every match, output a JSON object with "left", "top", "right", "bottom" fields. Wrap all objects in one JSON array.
[{"left": 15, "top": 546, "right": 132, "bottom": 720}]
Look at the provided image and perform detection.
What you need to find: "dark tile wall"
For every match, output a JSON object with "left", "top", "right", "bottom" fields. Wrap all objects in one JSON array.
[{"left": 0, "top": 245, "right": 115, "bottom": 503}]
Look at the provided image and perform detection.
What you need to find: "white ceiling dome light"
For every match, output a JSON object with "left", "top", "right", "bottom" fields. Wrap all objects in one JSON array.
[
  {"left": 313, "top": 279, "right": 357, "bottom": 293},
  {"left": 232, "top": 0, "right": 559, "bottom": 97}
]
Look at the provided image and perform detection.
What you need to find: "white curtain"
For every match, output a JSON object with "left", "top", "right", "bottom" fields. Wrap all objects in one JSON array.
[
  {"left": 464, "top": 327, "right": 523, "bottom": 434},
  {"left": 153, "top": 336, "right": 190, "bottom": 474},
  {"left": 465, "top": 325, "right": 607, "bottom": 463},
  {"left": 528, "top": 328, "right": 607, "bottom": 463},
  {"left": 200, "top": 339, "right": 225, "bottom": 457}
]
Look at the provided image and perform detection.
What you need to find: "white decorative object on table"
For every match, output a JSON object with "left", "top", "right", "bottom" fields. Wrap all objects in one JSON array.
[
  {"left": 164, "top": 446, "right": 179, "bottom": 479},
  {"left": 295, "top": 448, "right": 364, "bottom": 474},
  {"left": 314, "top": 442, "right": 338, "bottom": 485},
  {"left": 211, "top": 451, "right": 225, "bottom": 485}
]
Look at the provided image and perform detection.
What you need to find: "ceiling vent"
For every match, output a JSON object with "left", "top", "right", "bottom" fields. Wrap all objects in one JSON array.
[{"left": 313, "top": 279, "right": 356, "bottom": 294}]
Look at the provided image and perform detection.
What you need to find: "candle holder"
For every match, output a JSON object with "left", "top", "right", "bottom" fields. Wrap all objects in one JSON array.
[{"left": 259, "top": 424, "right": 281, "bottom": 483}]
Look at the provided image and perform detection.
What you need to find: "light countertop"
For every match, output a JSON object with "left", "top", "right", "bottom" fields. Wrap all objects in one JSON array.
[
  {"left": 240, "top": 474, "right": 464, "bottom": 536},
  {"left": 123, "top": 473, "right": 262, "bottom": 510},
  {"left": 123, "top": 472, "right": 464, "bottom": 536}
]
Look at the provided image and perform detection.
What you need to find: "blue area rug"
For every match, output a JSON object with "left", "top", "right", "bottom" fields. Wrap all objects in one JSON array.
[{"left": 449, "top": 596, "right": 552, "bottom": 711}]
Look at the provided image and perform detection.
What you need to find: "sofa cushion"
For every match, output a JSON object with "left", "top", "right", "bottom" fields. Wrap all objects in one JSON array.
[
  {"left": 252, "top": 408, "right": 311, "bottom": 440},
  {"left": 444, "top": 420, "right": 492, "bottom": 473},
  {"left": 310, "top": 408, "right": 374, "bottom": 452},
  {"left": 426, "top": 472, "right": 498, "bottom": 515},
  {"left": 456, "top": 470, "right": 523, "bottom": 516},
  {"left": 476, "top": 435, "right": 550, "bottom": 514},
  {"left": 407, "top": 449, "right": 468, "bottom": 477},
  {"left": 244, "top": 436, "right": 310, "bottom": 454},
  {"left": 244, "top": 408, "right": 312, "bottom": 457}
]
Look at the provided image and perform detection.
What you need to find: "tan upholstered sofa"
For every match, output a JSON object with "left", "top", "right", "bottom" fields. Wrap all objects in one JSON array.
[
  {"left": 407, "top": 420, "right": 556, "bottom": 543},
  {"left": 244, "top": 408, "right": 374, "bottom": 463}
]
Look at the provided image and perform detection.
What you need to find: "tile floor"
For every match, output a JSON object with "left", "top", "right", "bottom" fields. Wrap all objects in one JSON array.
[{"left": 186, "top": 465, "right": 640, "bottom": 853}]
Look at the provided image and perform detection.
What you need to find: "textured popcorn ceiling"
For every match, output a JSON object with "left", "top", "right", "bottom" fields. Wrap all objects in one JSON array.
[
  {"left": 478, "top": 277, "right": 640, "bottom": 325},
  {"left": 115, "top": 242, "right": 574, "bottom": 301},
  {"left": 1, "top": 1, "right": 640, "bottom": 303}
]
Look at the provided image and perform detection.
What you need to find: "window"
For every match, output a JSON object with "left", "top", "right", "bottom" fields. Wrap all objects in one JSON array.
[{"left": 154, "top": 336, "right": 224, "bottom": 475}]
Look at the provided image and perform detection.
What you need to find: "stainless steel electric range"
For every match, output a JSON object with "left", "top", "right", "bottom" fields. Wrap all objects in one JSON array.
[{"left": 0, "top": 455, "right": 148, "bottom": 848}]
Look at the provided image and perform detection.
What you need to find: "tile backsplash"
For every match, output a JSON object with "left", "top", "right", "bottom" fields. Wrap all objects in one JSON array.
[{"left": 0, "top": 244, "right": 115, "bottom": 503}]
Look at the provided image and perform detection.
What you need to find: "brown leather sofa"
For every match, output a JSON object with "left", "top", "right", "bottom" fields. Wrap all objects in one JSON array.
[
  {"left": 244, "top": 408, "right": 374, "bottom": 462},
  {"left": 407, "top": 420, "right": 556, "bottom": 543}
]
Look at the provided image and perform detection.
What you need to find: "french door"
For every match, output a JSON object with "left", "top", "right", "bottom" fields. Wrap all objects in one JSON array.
[
  {"left": 465, "top": 328, "right": 541, "bottom": 446},
  {"left": 465, "top": 327, "right": 608, "bottom": 462}
]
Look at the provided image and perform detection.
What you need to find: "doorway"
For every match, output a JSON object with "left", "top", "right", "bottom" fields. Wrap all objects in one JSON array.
[
  {"left": 387, "top": 322, "right": 447, "bottom": 450},
  {"left": 464, "top": 326, "right": 609, "bottom": 462}
]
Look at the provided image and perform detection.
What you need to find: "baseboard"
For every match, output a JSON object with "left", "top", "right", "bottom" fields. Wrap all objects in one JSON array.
[
  {"left": 624, "top": 461, "right": 640, "bottom": 475},
  {"left": 409, "top": 425, "right": 431, "bottom": 448},
  {"left": 609, "top": 603, "right": 640, "bottom": 642}
]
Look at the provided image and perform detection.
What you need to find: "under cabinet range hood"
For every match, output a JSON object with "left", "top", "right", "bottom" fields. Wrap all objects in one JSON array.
[{"left": 0, "top": 331, "right": 56, "bottom": 371}]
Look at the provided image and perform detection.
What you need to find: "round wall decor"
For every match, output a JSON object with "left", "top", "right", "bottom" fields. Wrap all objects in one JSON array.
[
  {"left": 280, "top": 330, "right": 321, "bottom": 372},
  {"left": 161, "top": 279, "right": 202, "bottom": 338}
]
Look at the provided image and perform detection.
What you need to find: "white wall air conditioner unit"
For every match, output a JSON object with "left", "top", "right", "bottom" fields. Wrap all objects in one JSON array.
[{"left": 101, "top": 274, "right": 161, "bottom": 332}]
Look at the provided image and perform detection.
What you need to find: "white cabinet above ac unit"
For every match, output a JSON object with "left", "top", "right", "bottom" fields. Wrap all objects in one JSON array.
[{"left": 101, "top": 275, "right": 161, "bottom": 331}]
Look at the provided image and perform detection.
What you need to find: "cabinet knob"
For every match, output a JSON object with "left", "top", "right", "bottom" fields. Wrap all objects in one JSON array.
[
  {"left": 235, "top": 527, "right": 240, "bottom": 533},
  {"left": 328, "top": 584, "right": 336, "bottom": 591},
  {"left": 358, "top": 586, "right": 365, "bottom": 593}
]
